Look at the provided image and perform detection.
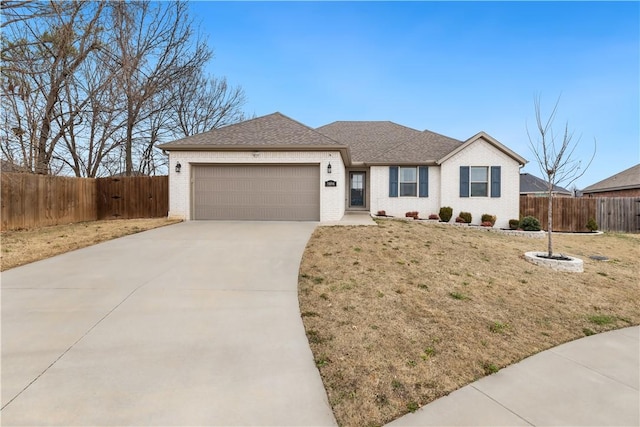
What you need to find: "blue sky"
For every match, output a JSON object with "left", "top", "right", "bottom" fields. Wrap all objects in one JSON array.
[{"left": 190, "top": 1, "right": 639, "bottom": 190}]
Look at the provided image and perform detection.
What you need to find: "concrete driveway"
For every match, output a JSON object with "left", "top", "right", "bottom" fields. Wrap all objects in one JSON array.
[{"left": 1, "top": 221, "right": 336, "bottom": 426}]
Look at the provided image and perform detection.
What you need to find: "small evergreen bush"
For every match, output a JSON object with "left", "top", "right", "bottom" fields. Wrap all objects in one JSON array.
[
  {"left": 508, "top": 219, "right": 520, "bottom": 230},
  {"left": 520, "top": 216, "right": 541, "bottom": 231},
  {"left": 458, "top": 212, "right": 472, "bottom": 224},
  {"left": 481, "top": 214, "right": 496, "bottom": 226},
  {"left": 439, "top": 206, "right": 453, "bottom": 222},
  {"left": 586, "top": 218, "right": 598, "bottom": 232}
]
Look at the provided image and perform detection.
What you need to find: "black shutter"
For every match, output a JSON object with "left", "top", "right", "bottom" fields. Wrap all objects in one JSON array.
[
  {"left": 389, "top": 166, "right": 399, "bottom": 197},
  {"left": 419, "top": 166, "right": 429, "bottom": 197},
  {"left": 460, "top": 166, "right": 469, "bottom": 197},
  {"left": 491, "top": 166, "right": 501, "bottom": 197}
]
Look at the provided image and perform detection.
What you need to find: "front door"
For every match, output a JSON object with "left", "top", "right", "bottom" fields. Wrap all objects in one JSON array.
[{"left": 349, "top": 172, "right": 366, "bottom": 207}]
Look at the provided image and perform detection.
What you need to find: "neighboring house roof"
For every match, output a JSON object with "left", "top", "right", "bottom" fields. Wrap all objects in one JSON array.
[
  {"left": 520, "top": 173, "right": 572, "bottom": 195},
  {"left": 1, "top": 158, "right": 31, "bottom": 173},
  {"left": 582, "top": 164, "right": 640, "bottom": 194},
  {"left": 110, "top": 171, "right": 149, "bottom": 177}
]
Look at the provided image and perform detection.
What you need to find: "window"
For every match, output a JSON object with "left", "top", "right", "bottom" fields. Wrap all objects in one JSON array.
[
  {"left": 460, "top": 166, "right": 500, "bottom": 198},
  {"left": 389, "top": 166, "right": 428, "bottom": 197},
  {"left": 399, "top": 167, "right": 417, "bottom": 197},
  {"left": 470, "top": 167, "right": 488, "bottom": 197}
]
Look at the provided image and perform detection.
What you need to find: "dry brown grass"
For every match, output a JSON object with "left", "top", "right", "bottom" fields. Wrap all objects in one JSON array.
[
  {"left": 1, "top": 218, "right": 182, "bottom": 271},
  {"left": 298, "top": 219, "right": 640, "bottom": 427}
]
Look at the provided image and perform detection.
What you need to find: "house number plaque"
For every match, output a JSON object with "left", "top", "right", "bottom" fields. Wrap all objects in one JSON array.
[{"left": 324, "top": 180, "right": 337, "bottom": 187}]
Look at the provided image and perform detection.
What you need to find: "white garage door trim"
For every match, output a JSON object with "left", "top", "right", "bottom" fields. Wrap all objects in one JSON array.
[{"left": 191, "top": 164, "right": 320, "bottom": 221}]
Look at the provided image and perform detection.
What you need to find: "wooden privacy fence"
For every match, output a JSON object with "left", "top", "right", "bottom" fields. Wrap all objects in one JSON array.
[
  {"left": 97, "top": 176, "right": 168, "bottom": 220},
  {"left": 596, "top": 197, "right": 640, "bottom": 233},
  {"left": 520, "top": 196, "right": 596, "bottom": 232},
  {"left": 1, "top": 173, "right": 97, "bottom": 230},
  {"left": 520, "top": 196, "right": 639, "bottom": 233},
  {"left": 1, "top": 173, "right": 168, "bottom": 231}
]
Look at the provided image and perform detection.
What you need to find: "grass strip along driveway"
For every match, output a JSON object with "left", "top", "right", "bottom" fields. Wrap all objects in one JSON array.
[
  {"left": 1, "top": 218, "right": 182, "bottom": 271},
  {"left": 298, "top": 219, "right": 640, "bottom": 427}
]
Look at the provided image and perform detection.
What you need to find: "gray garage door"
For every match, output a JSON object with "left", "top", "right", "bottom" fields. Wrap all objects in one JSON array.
[{"left": 193, "top": 165, "right": 320, "bottom": 221}]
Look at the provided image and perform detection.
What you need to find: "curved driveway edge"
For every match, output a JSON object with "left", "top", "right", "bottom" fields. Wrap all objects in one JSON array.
[
  {"left": 387, "top": 326, "right": 639, "bottom": 426},
  {"left": 1, "top": 221, "right": 337, "bottom": 426}
]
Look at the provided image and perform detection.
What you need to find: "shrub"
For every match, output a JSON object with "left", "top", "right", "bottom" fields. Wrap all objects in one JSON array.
[
  {"left": 439, "top": 206, "right": 453, "bottom": 222},
  {"left": 508, "top": 219, "right": 520, "bottom": 230},
  {"left": 520, "top": 216, "right": 541, "bottom": 231},
  {"left": 428, "top": 214, "right": 439, "bottom": 220},
  {"left": 458, "top": 212, "right": 472, "bottom": 224},
  {"left": 405, "top": 211, "right": 419, "bottom": 219},
  {"left": 377, "top": 210, "right": 386, "bottom": 216},
  {"left": 586, "top": 218, "right": 598, "bottom": 232},
  {"left": 481, "top": 214, "right": 496, "bottom": 226}
]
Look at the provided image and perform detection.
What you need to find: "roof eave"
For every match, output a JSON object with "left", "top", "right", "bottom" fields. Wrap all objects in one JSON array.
[
  {"left": 159, "top": 144, "right": 352, "bottom": 165},
  {"left": 582, "top": 184, "right": 640, "bottom": 193},
  {"left": 364, "top": 160, "right": 439, "bottom": 166}
]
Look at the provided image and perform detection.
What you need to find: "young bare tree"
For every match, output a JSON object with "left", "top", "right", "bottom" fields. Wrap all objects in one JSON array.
[{"left": 527, "top": 95, "right": 596, "bottom": 257}]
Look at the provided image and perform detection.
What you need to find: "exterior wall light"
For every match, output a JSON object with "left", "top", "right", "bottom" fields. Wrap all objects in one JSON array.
[
  {"left": 327, "top": 162, "right": 332, "bottom": 174},
  {"left": 175, "top": 162, "right": 182, "bottom": 173}
]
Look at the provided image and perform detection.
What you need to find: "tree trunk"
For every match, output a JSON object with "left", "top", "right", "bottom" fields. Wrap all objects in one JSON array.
[{"left": 547, "top": 181, "right": 553, "bottom": 257}]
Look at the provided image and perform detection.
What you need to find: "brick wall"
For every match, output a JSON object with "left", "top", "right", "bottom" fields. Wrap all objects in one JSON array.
[
  {"left": 440, "top": 138, "right": 521, "bottom": 229},
  {"left": 369, "top": 165, "right": 442, "bottom": 218}
]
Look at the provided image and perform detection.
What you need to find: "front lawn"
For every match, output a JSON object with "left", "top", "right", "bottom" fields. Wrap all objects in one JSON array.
[
  {"left": 298, "top": 219, "right": 639, "bottom": 427},
  {"left": 1, "top": 218, "right": 182, "bottom": 271}
]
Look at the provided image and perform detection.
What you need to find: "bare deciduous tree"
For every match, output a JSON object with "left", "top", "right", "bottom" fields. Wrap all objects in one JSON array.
[
  {"left": 527, "top": 95, "right": 596, "bottom": 257},
  {"left": 2, "top": 0, "right": 249, "bottom": 177},
  {"left": 171, "top": 69, "right": 247, "bottom": 138},
  {"left": 109, "top": 0, "right": 211, "bottom": 175},
  {"left": 1, "top": 0, "right": 105, "bottom": 174},
  {"left": 56, "top": 50, "right": 126, "bottom": 177}
]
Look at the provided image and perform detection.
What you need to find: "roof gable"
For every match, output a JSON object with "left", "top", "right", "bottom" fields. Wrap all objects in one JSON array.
[
  {"left": 437, "top": 131, "right": 527, "bottom": 166},
  {"left": 582, "top": 164, "right": 640, "bottom": 193},
  {"left": 159, "top": 112, "right": 345, "bottom": 149}
]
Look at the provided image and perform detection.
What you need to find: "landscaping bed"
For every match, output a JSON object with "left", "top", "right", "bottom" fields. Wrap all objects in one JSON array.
[{"left": 298, "top": 219, "right": 640, "bottom": 427}]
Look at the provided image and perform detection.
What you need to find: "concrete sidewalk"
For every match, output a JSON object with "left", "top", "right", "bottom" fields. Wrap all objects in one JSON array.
[
  {"left": 1, "top": 221, "right": 336, "bottom": 426},
  {"left": 319, "top": 211, "right": 377, "bottom": 226},
  {"left": 387, "top": 326, "right": 639, "bottom": 427}
]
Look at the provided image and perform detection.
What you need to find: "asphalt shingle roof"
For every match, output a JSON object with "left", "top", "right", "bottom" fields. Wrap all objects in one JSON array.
[
  {"left": 520, "top": 173, "right": 572, "bottom": 195},
  {"left": 160, "top": 112, "right": 523, "bottom": 166},
  {"left": 582, "top": 164, "right": 640, "bottom": 193},
  {"left": 159, "top": 112, "right": 344, "bottom": 149},
  {"left": 315, "top": 121, "right": 462, "bottom": 163}
]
